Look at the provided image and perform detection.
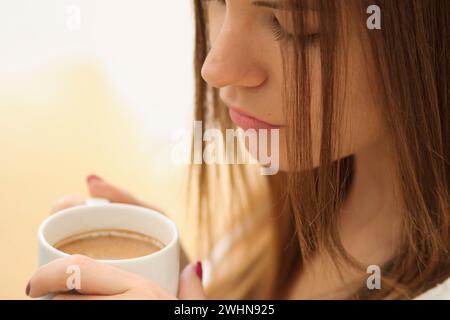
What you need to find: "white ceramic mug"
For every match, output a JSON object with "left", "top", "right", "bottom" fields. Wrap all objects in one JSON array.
[{"left": 37, "top": 198, "right": 180, "bottom": 297}]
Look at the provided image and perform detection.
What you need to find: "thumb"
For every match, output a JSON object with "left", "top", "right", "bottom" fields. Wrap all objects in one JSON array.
[
  {"left": 178, "top": 261, "right": 206, "bottom": 300},
  {"left": 86, "top": 174, "right": 141, "bottom": 205}
]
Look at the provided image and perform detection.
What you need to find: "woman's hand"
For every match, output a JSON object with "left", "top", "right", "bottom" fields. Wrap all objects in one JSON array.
[
  {"left": 50, "top": 174, "right": 165, "bottom": 214},
  {"left": 49, "top": 174, "right": 191, "bottom": 270},
  {"left": 25, "top": 255, "right": 205, "bottom": 300}
]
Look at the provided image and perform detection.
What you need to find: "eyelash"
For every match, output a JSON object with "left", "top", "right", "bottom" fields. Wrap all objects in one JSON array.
[
  {"left": 271, "top": 16, "right": 320, "bottom": 42},
  {"left": 271, "top": 16, "right": 293, "bottom": 41},
  {"left": 204, "top": 0, "right": 319, "bottom": 43}
]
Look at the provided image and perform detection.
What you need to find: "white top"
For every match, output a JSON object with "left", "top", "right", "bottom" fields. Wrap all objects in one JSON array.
[{"left": 414, "top": 277, "right": 450, "bottom": 300}]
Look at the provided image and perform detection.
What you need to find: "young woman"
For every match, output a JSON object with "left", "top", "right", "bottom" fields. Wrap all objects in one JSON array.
[{"left": 27, "top": 0, "right": 449, "bottom": 299}]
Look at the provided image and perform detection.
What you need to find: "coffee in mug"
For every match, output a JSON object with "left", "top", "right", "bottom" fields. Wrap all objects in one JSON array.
[
  {"left": 54, "top": 229, "right": 165, "bottom": 260},
  {"left": 38, "top": 199, "right": 180, "bottom": 296}
]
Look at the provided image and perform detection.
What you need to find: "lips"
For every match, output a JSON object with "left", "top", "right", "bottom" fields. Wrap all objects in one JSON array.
[{"left": 228, "top": 107, "right": 283, "bottom": 130}]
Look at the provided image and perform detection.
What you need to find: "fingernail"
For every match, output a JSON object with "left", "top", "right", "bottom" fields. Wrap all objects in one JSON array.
[
  {"left": 25, "top": 281, "right": 30, "bottom": 296},
  {"left": 195, "top": 261, "right": 203, "bottom": 280},
  {"left": 87, "top": 174, "right": 102, "bottom": 183}
]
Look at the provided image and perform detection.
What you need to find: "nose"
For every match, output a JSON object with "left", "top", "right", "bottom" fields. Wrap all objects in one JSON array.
[{"left": 201, "top": 21, "right": 267, "bottom": 89}]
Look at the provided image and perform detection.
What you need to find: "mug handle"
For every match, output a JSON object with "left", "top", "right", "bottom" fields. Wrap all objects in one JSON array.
[{"left": 85, "top": 198, "right": 110, "bottom": 206}]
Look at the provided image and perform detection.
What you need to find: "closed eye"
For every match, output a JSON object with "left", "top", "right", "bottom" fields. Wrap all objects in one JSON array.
[
  {"left": 203, "top": 0, "right": 320, "bottom": 43},
  {"left": 271, "top": 15, "right": 320, "bottom": 42}
]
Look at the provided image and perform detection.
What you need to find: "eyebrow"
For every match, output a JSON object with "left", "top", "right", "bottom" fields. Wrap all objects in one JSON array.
[
  {"left": 252, "top": 0, "right": 287, "bottom": 9},
  {"left": 252, "top": 0, "right": 314, "bottom": 11}
]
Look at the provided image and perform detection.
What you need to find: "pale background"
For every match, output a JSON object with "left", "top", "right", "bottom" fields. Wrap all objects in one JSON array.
[{"left": 0, "top": 0, "right": 197, "bottom": 299}]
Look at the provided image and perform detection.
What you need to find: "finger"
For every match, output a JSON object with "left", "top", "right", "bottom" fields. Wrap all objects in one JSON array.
[
  {"left": 86, "top": 175, "right": 142, "bottom": 205},
  {"left": 178, "top": 261, "right": 205, "bottom": 300},
  {"left": 27, "top": 254, "right": 143, "bottom": 298},
  {"left": 52, "top": 286, "right": 175, "bottom": 300},
  {"left": 50, "top": 195, "right": 85, "bottom": 214},
  {"left": 52, "top": 292, "right": 135, "bottom": 300},
  {"left": 86, "top": 174, "right": 166, "bottom": 213},
  {"left": 52, "top": 289, "right": 174, "bottom": 300}
]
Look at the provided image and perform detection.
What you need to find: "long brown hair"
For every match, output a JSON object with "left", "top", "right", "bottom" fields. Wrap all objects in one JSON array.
[{"left": 188, "top": 0, "right": 449, "bottom": 299}]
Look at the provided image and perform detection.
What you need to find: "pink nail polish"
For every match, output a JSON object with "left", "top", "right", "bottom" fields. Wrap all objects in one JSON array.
[
  {"left": 87, "top": 174, "right": 102, "bottom": 183},
  {"left": 195, "top": 261, "right": 203, "bottom": 280}
]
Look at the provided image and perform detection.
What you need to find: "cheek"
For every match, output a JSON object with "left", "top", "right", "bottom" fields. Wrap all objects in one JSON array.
[
  {"left": 337, "top": 38, "right": 387, "bottom": 158},
  {"left": 302, "top": 38, "right": 387, "bottom": 169},
  {"left": 288, "top": 44, "right": 323, "bottom": 169},
  {"left": 309, "top": 48, "right": 323, "bottom": 167}
]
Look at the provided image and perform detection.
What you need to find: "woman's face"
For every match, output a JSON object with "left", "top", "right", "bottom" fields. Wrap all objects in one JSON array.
[{"left": 201, "top": 0, "right": 386, "bottom": 171}]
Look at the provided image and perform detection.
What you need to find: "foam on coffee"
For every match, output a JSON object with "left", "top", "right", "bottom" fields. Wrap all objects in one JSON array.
[{"left": 54, "top": 229, "right": 164, "bottom": 260}]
